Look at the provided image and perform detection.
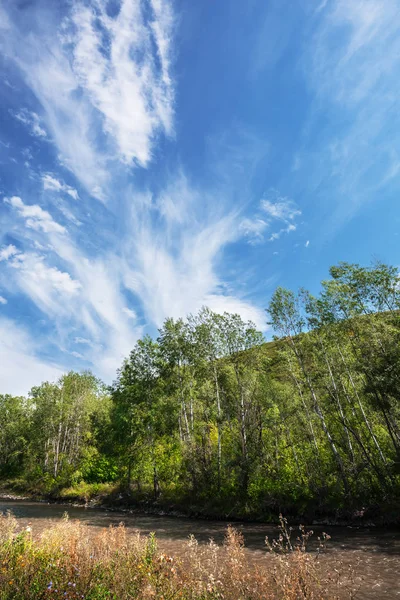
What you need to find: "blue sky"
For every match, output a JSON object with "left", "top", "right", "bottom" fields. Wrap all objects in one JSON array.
[{"left": 1, "top": 0, "right": 400, "bottom": 394}]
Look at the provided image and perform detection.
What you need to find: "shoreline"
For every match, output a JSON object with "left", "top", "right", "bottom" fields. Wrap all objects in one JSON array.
[{"left": 0, "top": 487, "right": 397, "bottom": 529}]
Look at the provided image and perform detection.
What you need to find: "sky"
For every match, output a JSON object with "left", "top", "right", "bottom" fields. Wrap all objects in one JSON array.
[{"left": 1, "top": 0, "right": 400, "bottom": 394}]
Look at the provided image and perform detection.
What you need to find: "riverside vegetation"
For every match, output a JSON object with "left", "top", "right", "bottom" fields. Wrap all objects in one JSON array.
[
  {"left": 0, "top": 511, "right": 354, "bottom": 600},
  {"left": 1, "top": 261, "right": 400, "bottom": 520}
]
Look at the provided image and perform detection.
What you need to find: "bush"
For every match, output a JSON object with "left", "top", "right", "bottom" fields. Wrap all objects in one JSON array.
[{"left": 59, "top": 481, "right": 118, "bottom": 503}]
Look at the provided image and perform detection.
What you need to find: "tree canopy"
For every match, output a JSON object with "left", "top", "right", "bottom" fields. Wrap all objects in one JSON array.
[{"left": 2, "top": 261, "right": 400, "bottom": 517}]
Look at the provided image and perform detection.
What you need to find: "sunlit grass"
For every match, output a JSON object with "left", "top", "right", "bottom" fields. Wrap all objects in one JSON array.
[{"left": 0, "top": 511, "right": 353, "bottom": 599}]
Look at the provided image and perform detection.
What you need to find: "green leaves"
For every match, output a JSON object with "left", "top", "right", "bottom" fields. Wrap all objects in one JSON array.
[{"left": 2, "top": 261, "right": 400, "bottom": 517}]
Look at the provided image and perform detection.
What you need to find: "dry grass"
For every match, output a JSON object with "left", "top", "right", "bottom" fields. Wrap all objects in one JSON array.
[{"left": 0, "top": 512, "right": 355, "bottom": 599}]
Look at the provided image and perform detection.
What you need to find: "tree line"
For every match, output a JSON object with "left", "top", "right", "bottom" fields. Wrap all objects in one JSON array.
[{"left": 1, "top": 261, "right": 400, "bottom": 516}]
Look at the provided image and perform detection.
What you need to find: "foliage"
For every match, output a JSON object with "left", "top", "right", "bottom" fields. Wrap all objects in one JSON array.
[{"left": 2, "top": 261, "right": 400, "bottom": 516}]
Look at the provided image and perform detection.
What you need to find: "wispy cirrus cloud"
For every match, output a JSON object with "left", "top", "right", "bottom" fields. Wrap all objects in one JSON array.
[
  {"left": 42, "top": 174, "right": 79, "bottom": 200},
  {"left": 1, "top": 196, "right": 141, "bottom": 380},
  {"left": 1, "top": 0, "right": 175, "bottom": 199},
  {"left": 203, "top": 294, "right": 265, "bottom": 331},
  {"left": 70, "top": 0, "right": 175, "bottom": 168},
  {"left": 298, "top": 0, "right": 400, "bottom": 229},
  {"left": 123, "top": 184, "right": 238, "bottom": 326},
  {"left": 0, "top": 244, "right": 19, "bottom": 261},
  {"left": 0, "top": 317, "right": 63, "bottom": 395},
  {"left": 0, "top": 0, "right": 271, "bottom": 391},
  {"left": 10, "top": 108, "right": 47, "bottom": 138},
  {"left": 309, "top": 0, "right": 400, "bottom": 108},
  {"left": 0, "top": 243, "right": 81, "bottom": 315},
  {"left": 261, "top": 194, "right": 300, "bottom": 222},
  {"left": 5, "top": 196, "right": 66, "bottom": 234},
  {"left": 240, "top": 190, "right": 301, "bottom": 244},
  {"left": 239, "top": 217, "right": 268, "bottom": 244}
]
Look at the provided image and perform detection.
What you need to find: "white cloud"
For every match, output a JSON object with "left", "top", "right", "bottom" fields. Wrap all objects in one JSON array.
[
  {"left": 40, "top": 234, "right": 141, "bottom": 380},
  {"left": 42, "top": 174, "right": 79, "bottom": 200},
  {"left": 204, "top": 294, "right": 266, "bottom": 332},
  {"left": 301, "top": 0, "right": 400, "bottom": 228},
  {"left": 0, "top": 0, "right": 176, "bottom": 199},
  {"left": 5, "top": 196, "right": 66, "bottom": 234},
  {"left": 79, "top": 276, "right": 139, "bottom": 379},
  {"left": 8, "top": 253, "right": 81, "bottom": 314},
  {"left": 1, "top": 193, "right": 141, "bottom": 382},
  {"left": 149, "top": 0, "right": 175, "bottom": 88},
  {"left": 10, "top": 108, "right": 47, "bottom": 138},
  {"left": 261, "top": 195, "right": 301, "bottom": 221},
  {"left": 14, "top": 42, "right": 109, "bottom": 198},
  {"left": 0, "top": 3, "right": 269, "bottom": 387},
  {"left": 239, "top": 217, "right": 268, "bottom": 244},
  {"left": 33, "top": 241, "right": 48, "bottom": 251},
  {"left": 268, "top": 223, "right": 297, "bottom": 242},
  {"left": 309, "top": 0, "right": 399, "bottom": 107},
  {"left": 121, "top": 180, "right": 267, "bottom": 332},
  {"left": 1, "top": 243, "right": 81, "bottom": 317},
  {"left": 123, "top": 307, "right": 137, "bottom": 319},
  {"left": 305, "top": 240, "right": 310, "bottom": 247},
  {"left": 0, "top": 244, "right": 18, "bottom": 261},
  {"left": 25, "top": 260, "right": 81, "bottom": 295},
  {"left": 57, "top": 205, "right": 82, "bottom": 226},
  {"left": 42, "top": 174, "right": 64, "bottom": 192},
  {"left": 123, "top": 208, "right": 235, "bottom": 326},
  {"left": 241, "top": 190, "right": 301, "bottom": 245},
  {"left": 0, "top": 317, "right": 63, "bottom": 395},
  {"left": 70, "top": 0, "right": 174, "bottom": 168},
  {"left": 0, "top": 295, "right": 7, "bottom": 304},
  {"left": 256, "top": 190, "right": 301, "bottom": 242},
  {"left": 1, "top": 180, "right": 267, "bottom": 388},
  {"left": 74, "top": 337, "right": 93, "bottom": 346}
]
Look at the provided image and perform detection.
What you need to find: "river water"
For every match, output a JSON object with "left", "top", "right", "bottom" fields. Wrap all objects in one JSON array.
[{"left": 0, "top": 499, "right": 399, "bottom": 599}]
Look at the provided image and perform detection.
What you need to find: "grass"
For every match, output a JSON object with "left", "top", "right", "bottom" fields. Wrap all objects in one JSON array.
[
  {"left": 58, "top": 482, "right": 118, "bottom": 504},
  {"left": 0, "top": 479, "right": 121, "bottom": 506},
  {"left": 0, "top": 512, "right": 357, "bottom": 600}
]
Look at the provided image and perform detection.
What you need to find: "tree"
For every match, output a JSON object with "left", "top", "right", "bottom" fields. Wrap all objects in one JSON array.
[
  {"left": 28, "top": 371, "right": 105, "bottom": 485},
  {"left": 0, "top": 395, "right": 30, "bottom": 477}
]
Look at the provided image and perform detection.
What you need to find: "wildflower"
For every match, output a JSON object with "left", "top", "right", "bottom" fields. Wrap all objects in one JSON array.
[{"left": 47, "top": 582, "right": 53, "bottom": 590}]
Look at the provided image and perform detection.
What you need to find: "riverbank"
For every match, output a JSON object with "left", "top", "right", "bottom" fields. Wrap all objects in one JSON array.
[{"left": 1, "top": 480, "right": 398, "bottom": 527}]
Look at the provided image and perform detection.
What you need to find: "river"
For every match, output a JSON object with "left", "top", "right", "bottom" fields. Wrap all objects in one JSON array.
[{"left": 1, "top": 499, "right": 399, "bottom": 599}]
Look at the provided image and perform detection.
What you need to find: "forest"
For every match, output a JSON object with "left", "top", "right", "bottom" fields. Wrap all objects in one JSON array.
[{"left": 1, "top": 261, "right": 400, "bottom": 520}]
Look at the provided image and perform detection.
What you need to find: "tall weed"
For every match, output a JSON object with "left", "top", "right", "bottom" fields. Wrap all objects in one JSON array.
[{"left": 0, "top": 512, "right": 353, "bottom": 599}]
